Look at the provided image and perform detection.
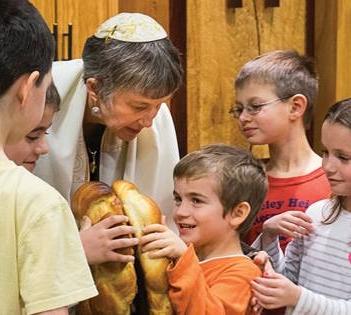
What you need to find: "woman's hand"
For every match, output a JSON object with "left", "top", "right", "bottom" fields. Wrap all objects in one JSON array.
[
  {"left": 262, "top": 211, "right": 313, "bottom": 245},
  {"left": 251, "top": 271, "right": 301, "bottom": 309},
  {"left": 79, "top": 215, "right": 139, "bottom": 265},
  {"left": 140, "top": 223, "right": 187, "bottom": 261}
]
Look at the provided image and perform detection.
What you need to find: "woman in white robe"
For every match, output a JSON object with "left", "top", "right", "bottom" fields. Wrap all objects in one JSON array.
[{"left": 35, "top": 13, "right": 183, "bottom": 264}]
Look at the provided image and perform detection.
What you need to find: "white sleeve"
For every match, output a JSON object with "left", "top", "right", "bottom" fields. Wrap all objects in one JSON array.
[
  {"left": 281, "top": 236, "right": 303, "bottom": 284},
  {"left": 251, "top": 234, "right": 285, "bottom": 274},
  {"left": 251, "top": 233, "right": 302, "bottom": 283},
  {"left": 287, "top": 287, "right": 351, "bottom": 315}
]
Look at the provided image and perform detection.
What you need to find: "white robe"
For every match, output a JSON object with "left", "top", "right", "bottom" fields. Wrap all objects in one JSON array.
[{"left": 35, "top": 59, "right": 179, "bottom": 229}]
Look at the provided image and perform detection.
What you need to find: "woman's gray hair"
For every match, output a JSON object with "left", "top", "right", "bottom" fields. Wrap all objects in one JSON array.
[{"left": 82, "top": 36, "right": 183, "bottom": 100}]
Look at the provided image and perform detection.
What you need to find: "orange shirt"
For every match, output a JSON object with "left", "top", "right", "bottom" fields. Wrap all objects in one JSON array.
[{"left": 167, "top": 244, "right": 261, "bottom": 315}]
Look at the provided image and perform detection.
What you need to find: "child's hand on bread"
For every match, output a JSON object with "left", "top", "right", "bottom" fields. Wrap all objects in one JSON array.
[{"left": 140, "top": 222, "right": 187, "bottom": 262}]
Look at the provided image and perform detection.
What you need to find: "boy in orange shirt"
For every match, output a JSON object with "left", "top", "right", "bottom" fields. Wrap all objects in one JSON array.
[{"left": 141, "top": 144, "right": 268, "bottom": 315}]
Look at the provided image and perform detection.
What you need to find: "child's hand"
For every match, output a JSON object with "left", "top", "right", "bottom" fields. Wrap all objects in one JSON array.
[
  {"left": 250, "top": 296, "right": 263, "bottom": 315},
  {"left": 251, "top": 272, "right": 301, "bottom": 309},
  {"left": 253, "top": 251, "right": 274, "bottom": 274},
  {"left": 140, "top": 224, "right": 187, "bottom": 261},
  {"left": 262, "top": 211, "right": 313, "bottom": 242},
  {"left": 79, "top": 215, "right": 138, "bottom": 265},
  {"left": 250, "top": 251, "right": 273, "bottom": 314}
]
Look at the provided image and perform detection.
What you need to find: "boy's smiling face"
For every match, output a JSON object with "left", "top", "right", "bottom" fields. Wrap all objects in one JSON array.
[
  {"left": 5, "top": 105, "right": 55, "bottom": 172},
  {"left": 172, "top": 174, "right": 237, "bottom": 259},
  {"left": 235, "top": 81, "right": 291, "bottom": 145}
]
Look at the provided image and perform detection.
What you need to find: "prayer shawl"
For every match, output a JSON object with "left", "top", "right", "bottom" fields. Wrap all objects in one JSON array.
[{"left": 35, "top": 59, "right": 179, "bottom": 229}]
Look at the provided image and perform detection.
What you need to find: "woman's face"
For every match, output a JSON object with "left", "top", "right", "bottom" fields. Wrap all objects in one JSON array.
[{"left": 99, "top": 90, "right": 173, "bottom": 141}]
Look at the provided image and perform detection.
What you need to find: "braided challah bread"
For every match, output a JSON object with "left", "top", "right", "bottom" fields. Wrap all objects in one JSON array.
[{"left": 72, "top": 180, "right": 172, "bottom": 315}]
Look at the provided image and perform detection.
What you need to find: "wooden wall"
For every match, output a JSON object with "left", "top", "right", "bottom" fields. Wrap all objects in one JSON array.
[
  {"left": 119, "top": 0, "right": 169, "bottom": 33},
  {"left": 31, "top": 0, "right": 351, "bottom": 157},
  {"left": 30, "top": 0, "right": 170, "bottom": 61},
  {"left": 314, "top": 0, "right": 351, "bottom": 153},
  {"left": 187, "top": 0, "right": 306, "bottom": 155},
  {"left": 31, "top": 0, "right": 119, "bottom": 60}
]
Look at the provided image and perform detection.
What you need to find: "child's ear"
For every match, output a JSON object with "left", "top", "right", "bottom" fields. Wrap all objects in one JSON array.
[
  {"left": 227, "top": 201, "right": 251, "bottom": 229},
  {"left": 289, "top": 94, "right": 307, "bottom": 120},
  {"left": 18, "top": 71, "right": 40, "bottom": 108}
]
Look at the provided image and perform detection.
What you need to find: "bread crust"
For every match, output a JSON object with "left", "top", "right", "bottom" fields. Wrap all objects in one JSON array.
[
  {"left": 72, "top": 181, "right": 137, "bottom": 315},
  {"left": 113, "top": 180, "right": 173, "bottom": 315},
  {"left": 72, "top": 180, "right": 173, "bottom": 314}
]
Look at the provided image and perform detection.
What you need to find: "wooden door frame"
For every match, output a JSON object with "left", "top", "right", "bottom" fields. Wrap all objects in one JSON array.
[
  {"left": 305, "top": 0, "right": 314, "bottom": 147},
  {"left": 169, "top": 0, "right": 187, "bottom": 157}
]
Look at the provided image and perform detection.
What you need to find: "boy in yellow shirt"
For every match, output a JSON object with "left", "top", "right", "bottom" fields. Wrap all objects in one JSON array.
[{"left": 0, "top": 1, "right": 97, "bottom": 314}]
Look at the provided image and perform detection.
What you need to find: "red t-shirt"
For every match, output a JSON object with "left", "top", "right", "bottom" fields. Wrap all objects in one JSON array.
[{"left": 245, "top": 167, "right": 331, "bottom": 251}]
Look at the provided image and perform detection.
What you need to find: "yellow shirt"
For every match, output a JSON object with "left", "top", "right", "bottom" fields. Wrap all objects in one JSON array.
[{"left": 0, "top": 159, "right": 97, "bottom": 315}]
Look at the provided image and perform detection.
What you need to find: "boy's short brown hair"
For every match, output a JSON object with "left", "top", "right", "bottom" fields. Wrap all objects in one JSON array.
[
  {"left": 45, "top": 82, "right": 60, "bottom": 112},
  {"left": 235, "top": 50, "right": 318, "bottom": 129},
  {"left": 173, "top": 144, "right": 268, "bottom": 236}
]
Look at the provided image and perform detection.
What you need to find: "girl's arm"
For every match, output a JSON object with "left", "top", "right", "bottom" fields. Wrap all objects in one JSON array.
[
  {"left": 287, "top": 287, "right": 351, "bottom": 315},
  {"left": 252, "top": 273, "right": 351, "bottom": 315},
  {"left": 251, "top": 210, "right": 312, "bottom": 278}
]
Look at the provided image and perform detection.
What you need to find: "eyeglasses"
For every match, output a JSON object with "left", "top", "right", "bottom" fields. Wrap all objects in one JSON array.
[{"left": 228, "top": 96, "right": 292, "bottom": 119}]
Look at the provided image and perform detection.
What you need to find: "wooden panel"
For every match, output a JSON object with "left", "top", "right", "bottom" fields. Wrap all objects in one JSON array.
[
  {"left": 187, "top": 0, "right": 306, "bottom": 156},
  {"left": 314, "top": 0, "right": 351, "bottom": 153},
  {"left": 57, "top": 0, "right": 119, "bottom": 59},
  {"left": 118, "top": 0, "right": 169, "bottom": 32},
  {"left": 336, "top": 1, "right": 351, "bottom": 100},
  {"left": 313, "top": 1, "right": 337, "bottom": 153},
  {"left": 30, "top": 0, "right": 56, "bottom": 28},
  {"left": 169, "top": 0, "right": 187, "bottom": 157}
]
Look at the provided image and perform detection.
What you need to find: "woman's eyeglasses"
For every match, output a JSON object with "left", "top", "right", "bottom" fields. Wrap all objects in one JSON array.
[{"left": 228, "top": 96, "right": 292, "bottom": 119}]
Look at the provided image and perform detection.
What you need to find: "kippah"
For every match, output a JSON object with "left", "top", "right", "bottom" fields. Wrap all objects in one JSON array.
[{"left": 94, "top": 12, "right": 167, "bottom": 43}]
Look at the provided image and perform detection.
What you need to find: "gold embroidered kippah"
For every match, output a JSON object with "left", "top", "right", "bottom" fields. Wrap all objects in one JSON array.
[{"left": 94, "top": 12, "right": 167, "bottom": 43}]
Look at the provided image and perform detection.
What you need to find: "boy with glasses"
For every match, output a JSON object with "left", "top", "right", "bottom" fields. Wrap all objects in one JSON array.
[
  {"left": 232, "top": 51, "right": 331, "bottom": 315},
  {"left": 232, "top": 50, "right": 331, "bottom": 252}
]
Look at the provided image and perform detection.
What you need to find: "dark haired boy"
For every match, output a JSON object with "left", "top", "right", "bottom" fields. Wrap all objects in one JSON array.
[{"left": 0, "top": 1, "right": 97, "bottom": 314}]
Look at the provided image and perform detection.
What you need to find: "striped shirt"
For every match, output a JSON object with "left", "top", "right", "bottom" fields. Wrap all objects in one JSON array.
[{"left": 254, "top": 199, "right": 351, "bottom": 315}]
